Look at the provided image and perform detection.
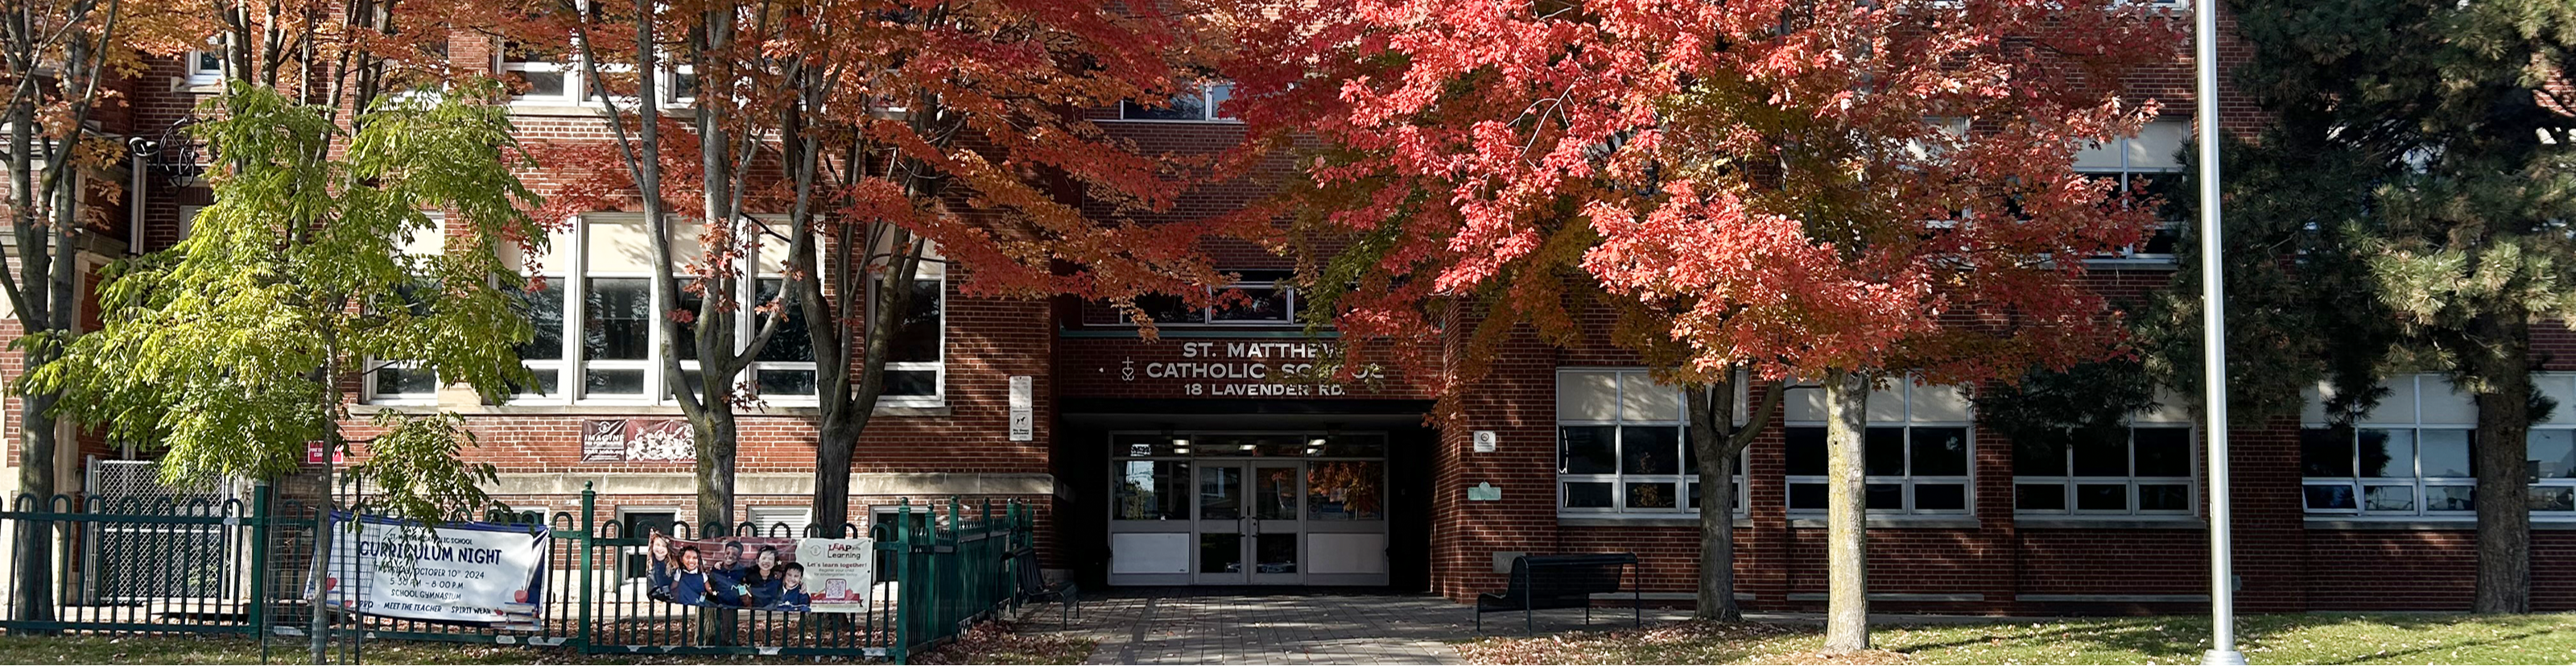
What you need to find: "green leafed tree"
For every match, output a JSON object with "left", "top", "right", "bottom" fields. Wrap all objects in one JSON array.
[
  {"left": 30, "top": 81, "right": 546, "bottom": 532},
  {"left": 2228, "top": 0, "right": 2576, "bottom": 613}
]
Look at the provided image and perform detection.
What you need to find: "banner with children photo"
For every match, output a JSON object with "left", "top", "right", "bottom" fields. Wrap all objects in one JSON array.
[{"left": 640, "top": 530, "right": 877, "bottom": 613}]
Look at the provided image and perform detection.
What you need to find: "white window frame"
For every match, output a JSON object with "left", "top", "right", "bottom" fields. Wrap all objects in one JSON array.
[
  {"left": 877, "top": 272, "right": 947, "bottom": 408},
  {"left": 498, "top": 40, "right": 697, "bottom": 108},
  {"left": 515, "top": 273, "right": 569, "bottom": 401},
  {"left": 1782, "top": 376, "right": 1977, "bottom": 516},
  {"left": 2300, "top": 373, "right": 2576, "bottom": 519},
  {"left": 1114, "top": 81, "right": 1237, "bottom": 122},
  {"left": 2079, "top": 119, "right": 2188, "bottom": 263},
  {"left": 363, "top": 213, "right": 450, "bottom": 406},
  {"left": 2012, "top": 424, "right": 2199, "bottom": 517},
  {"left": 1554, "top": 369, "right": 1748, "bottom": 517},
  {"left": 184, "top": 48, "right": 223, "bottom": 85}
]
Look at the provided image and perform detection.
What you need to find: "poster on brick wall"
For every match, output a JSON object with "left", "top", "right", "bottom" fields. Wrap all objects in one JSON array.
[{"left": 581, "top": 419, "right": 694, "bottom": 462}]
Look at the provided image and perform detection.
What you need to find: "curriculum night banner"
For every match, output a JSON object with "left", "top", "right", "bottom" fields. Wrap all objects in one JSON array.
[
  {"left": 638, "top": 530, "right": 877, "bottom": 613},
  {"left": 315, "top": 512, "right": 551, "bottom": 627}
]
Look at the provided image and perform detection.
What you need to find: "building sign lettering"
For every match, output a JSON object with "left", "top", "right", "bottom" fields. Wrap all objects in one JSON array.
[{"left": 1118, "top": 341, "right": 1385, "bottom": 397}]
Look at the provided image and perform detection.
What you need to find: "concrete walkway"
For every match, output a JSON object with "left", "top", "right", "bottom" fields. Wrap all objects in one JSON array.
[{"left": 1021, "top": 588, "right": 1694, "bottom": 665}]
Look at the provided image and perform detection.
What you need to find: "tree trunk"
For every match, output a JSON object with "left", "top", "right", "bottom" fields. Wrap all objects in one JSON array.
[
  {"left": 2470, "top": 308, "right": 2533, "bottom": 614},
  {"left": 1690, "top": 416, "right": 1740, "bottom": 622},
  {"left": 695, "top": 412, "right": 739, "bottom": 646},
  {"left": 10, "top": 389, "right": 57, "bottom": 628},
  {"left": 811, "top": 417, "right": 864, "bottom": 538},
  {"left": 1823, "top": 369, "right": 1870, "bottom": 652}
]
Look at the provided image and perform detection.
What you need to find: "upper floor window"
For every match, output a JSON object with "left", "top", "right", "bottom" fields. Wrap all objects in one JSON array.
[
  {"left": 498, "top": 40, "right": 691, "bottom": 107},
  {"left": 361, "top": 216, "right": 451, "bottom": 406},
  {"left": 1782, "top": 377, "right": 1974, "bottom": 515},
  {"left": 2077, "top": 119, "right": 2188, "bottom": 260},
  {"left": 1111, "top": 270, "right": 1297, "bottom": 326},
  {"left": 1119, "top": 81, "right": 1234, "bottom": 122},
  {"left": 185, "top": 48, "right": 222, "bottom": 85},
  {"left": 1556, "top": 370, "right": 1746, "bottom": 516},
  {"left": 2300, "top": 374, "right": 2576, "bottom": 518}
]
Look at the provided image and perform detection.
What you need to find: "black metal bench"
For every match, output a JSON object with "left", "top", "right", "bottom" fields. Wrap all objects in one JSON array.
[
  {"left": 1474, "top": 552, "right": 1640, "bottom": 632},
  {"left": 1008, "top": 547, "right": 1079, "bottom": 625}
]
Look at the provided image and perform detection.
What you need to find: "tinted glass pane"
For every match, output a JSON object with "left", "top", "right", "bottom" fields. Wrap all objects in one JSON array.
[
  {"left": 1198, "top": 533, "right": 1241, "bottom": 573},
  {"left": 2529, "top": 486, "right": 2575, "bottom": 512},
  {"left": 2013, "top": 435, "right": 2068, "bottom": 477},
  {"left": 755, "top": 369, "right": 816, "bottom": 396},
  {"left": 1865, "top": 483, "right": 1903, "bottom": 510},
  {"left": 1785, "top": 427, "right": 1827, "bottom": 476},
  {"left": 1112, "top": 461, "right": 1189, "bottom": 520},
  {"left": 516, "top": 280, "right": 565, "bottom": 360},
  {"left": 890, "top": 279, "right": 941, "bottom": 362},
  {"left": 2300, "top": 428, "right": 2355, "bottom": 478},
  {"left": 1914, "top": 483, "right": 1967, "bottom": 511},
  {"left": 2533, "top": 431, "right": 2576, "bottom": 479},
  {"left": 2071, "top": 431, "right": 2129, "bottom": 477},
  {"left": 1563, "top": 482, "right": 1613, "bottom": 508},
  {"left": 513, "top": 70, "right": 564, "bottom": 97},
  {"left": 1788, "top": 482, "right": 1827, "bottom": 510},
  {"left": 584, "top": 278, "right": 651, "bottom": 361},
  {"left": 1864, "top": 428, "right": 1906, "bottom": 476},
  {"left": 2132, "top": 428, "right": 2194, "bottom": 477},
  {"left": 1307, "top": 461, "right": 1382, "bottom": 519},
  {"left": 1198, "top": 466, "right": 1242, "bottom": 520},
  {"left": 886, "top": 370, "right": 937, "bottom": 397},
  {"left": 1620, "top": 426, "right": 1681, "bottom": 474},
  {"left": 1911, "top": 428, "right": 1970, "bottom": 477},
  {"left": 1123, "top": 89, "right": 1210, "bottom": 120},
  {"left": 2303, "top": 484, "right": 2356, "bottom": 510},
  {"left": 1558, "top": 426, "right": 1616, "bottom": 474},
  {"left": 585, "top": 368, "right": 645, "bottom": 395},
  {"left": 2017, "top": 484, "right": 2066, "bottom": 511},
  {"left": 1254, "top": 467, "right": 1299, "bottom": 520},
  {"left": 2363, "top": 485, "right": 2417, "bottom": 512},
  {"left": 1212, "top": 285, "right": 1289, "bottom": 322},
  {"left": 2075, "top": 484, "right": 2128, "bottom": 511},
  {"left": 1134, "top": 293, "right": 1206, "bottom": 324},
  {"left": 517, "top": 365, "right": 560, "bottom": 396},
  {"left": 2425, "top": 485, "right": 2474, "bottom": 511},
  {"left": 2138, "top": 483, "right": 2190, "bottom": 511},
  {"left": 1624, "top": 482, "right": 1678, "bottom": 509},
  {"left": 2419, "top": 430, "right": 2474, "bottom": 478},
  {"left": 2359, "top": 428, "right": 2415, "bottom": 478},
  {"left": 753, "top": 279, "right": 814, "bottom": 362},
  {"left": 374, "top": 366, "right": 436, "bottom": 397}
]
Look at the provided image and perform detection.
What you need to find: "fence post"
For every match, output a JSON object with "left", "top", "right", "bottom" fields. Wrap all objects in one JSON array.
[
  {"left": 892, "top": 498, "right": 911, "bottom": 665},
  {"left": 576, "top": 482, "right": 596, "bottom": 651},
  {"left": 248, "top": 483, "right": 272, "bottom": 641}
]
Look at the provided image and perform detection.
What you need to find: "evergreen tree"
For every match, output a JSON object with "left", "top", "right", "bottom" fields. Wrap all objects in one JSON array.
[{"left": 2227, "top": 0, "right": 2576, "bottom": 613}]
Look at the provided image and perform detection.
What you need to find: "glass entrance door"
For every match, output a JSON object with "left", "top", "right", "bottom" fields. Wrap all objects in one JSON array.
[{"left": 1193, "top": 461, "right": 1307, "bottom": 585}]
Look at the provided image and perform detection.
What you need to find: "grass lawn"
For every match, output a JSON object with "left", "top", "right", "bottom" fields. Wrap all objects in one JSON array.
[
  {"left": 1456, "top": 613, "right": 2576, "bottom": 665},
  {"left": 0, "top": 622, "right": 1093, "bottom": 665}
]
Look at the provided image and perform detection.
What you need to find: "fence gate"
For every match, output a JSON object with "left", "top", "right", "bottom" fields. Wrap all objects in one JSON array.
[{"left": 81, "top": 459, "right": 239, "bottom": 605}]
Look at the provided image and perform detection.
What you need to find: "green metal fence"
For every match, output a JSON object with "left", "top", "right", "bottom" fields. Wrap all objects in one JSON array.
[{"left": 0, "top": 486, "right": 1043, "bottom": 663}]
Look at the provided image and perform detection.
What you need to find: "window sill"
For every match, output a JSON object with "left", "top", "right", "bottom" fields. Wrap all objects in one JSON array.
[
  {"left": 2083, "top": 257, "right": 2182, "bottom": 269},
  {"left": 2014, "top": 516, "right": 2207, "bottom": 529},
  {"left": 1788, "top": 517, "right": 1982, "bottom": 529},
  {"left": 353, "top": 402, "right": 944, "bottom": 418},
  {"left": 173, "top": 79, "right": 222, "bottom": 93},
  {"left": 506, "top": 104, "right": 700, "bottom": 118},
  {"left": 1558, "top": 515, "right": 1750, "bottom": 528},
  {"left": 2293, "top": 518, "right": 2576, "bottom": 531}
]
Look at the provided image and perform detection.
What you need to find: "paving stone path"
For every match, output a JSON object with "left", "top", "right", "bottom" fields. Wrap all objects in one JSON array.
[{"left": 1022, "top": 588, "right": 1694, "bottom": 665}]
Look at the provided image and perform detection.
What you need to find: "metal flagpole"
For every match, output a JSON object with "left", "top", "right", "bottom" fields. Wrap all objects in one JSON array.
[{"left": 2194, "top": 0, "right": 2246, "bottom": 661}]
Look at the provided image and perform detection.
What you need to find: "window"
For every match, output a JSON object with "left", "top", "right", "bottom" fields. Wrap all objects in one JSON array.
[
  {"left": 363, "top": 220, "right": 450, "bottom": 405},
  {"left": 745, "top": 506, "right": 813, "bottom": 538},
  {"left": 499, "top": 40, "right": 695, "bottom": 107},
  {"left": 506, "top": 214, "right": 883, "bottom": 405},
  {"left": 184, "top": 38, "right": 223, "bottom": 85},
  {"left": 2301, "top": 374, "right": 2576, "bottom": 517},
  {"left": 2014, "top": 426, "right": 2196, "bottom": 515},
  {"left": 1103, "top": 270, "right": 1297, "bottom": 326},
  {"left": 1782, "top": 377, "right": 1975, "bottom": 515},
  {"left": 2076, "top": 120, "right": 2188, "bottom": 259},
  {"left": 1118, "top": 81, "right": 1235, "bottom": 122},
  {"left": 1556, "top": 370, "right": 1745, "bottom": 515},
  {"left": 880, "top": 254, "right": 946, "bottom": 405}
]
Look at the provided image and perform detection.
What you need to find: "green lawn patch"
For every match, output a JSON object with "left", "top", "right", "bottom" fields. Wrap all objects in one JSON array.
[{"left": 1458, "top": 613, "right": 2576, "bottom": 665}]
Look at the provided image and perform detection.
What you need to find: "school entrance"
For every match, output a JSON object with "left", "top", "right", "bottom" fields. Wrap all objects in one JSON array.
[{"left": 1104, "top": 432, "right": 1391, "bottom": 586}]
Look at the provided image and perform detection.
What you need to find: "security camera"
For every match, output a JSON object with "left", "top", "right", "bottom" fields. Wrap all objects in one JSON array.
[{"left": 126, "top": 136, "right": 159, "bottom": 156}]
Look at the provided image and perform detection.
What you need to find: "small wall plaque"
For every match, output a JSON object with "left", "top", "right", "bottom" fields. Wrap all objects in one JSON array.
[
  {"left": 1472, "top": 430, "right": 1497, "bottom": 453},
  {"left": 1467, "top": 482, "right": 1501, "bottom": 502}
]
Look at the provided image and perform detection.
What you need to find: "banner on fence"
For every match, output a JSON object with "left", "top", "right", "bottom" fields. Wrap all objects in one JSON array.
[
  {"left": 642, "top": 531, "right": 874, "bottom": 612},
  {"left": 316, "top": 512, "right": 551, "bottom": 627}
]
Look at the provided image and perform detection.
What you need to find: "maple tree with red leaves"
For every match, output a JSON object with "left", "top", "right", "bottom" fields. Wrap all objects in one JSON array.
[
  {"left": 504, "top": 0, "right": 1269, "bottom": 548},
  {"left": 1224, "top": 0, "right": 2181, "bottom": 647}
]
